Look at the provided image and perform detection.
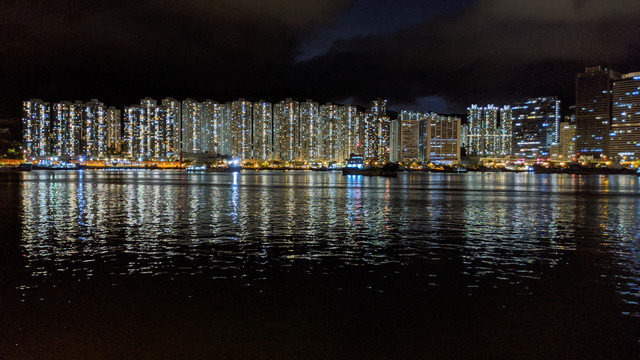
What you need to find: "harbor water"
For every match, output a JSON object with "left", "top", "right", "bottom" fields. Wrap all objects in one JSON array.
[{"left": 0, "top": 170, "right": 639, "bottom": 359}]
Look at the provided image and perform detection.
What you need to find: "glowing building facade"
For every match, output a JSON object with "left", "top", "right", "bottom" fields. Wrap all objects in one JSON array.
[
  {"left": 400, "top": 118, "right": 420, "bottom": 161},
  {"left": 362, "top": 98, "right": 390, "bottom": 162},
  {"left": 22, "top": 99, "right": 51, "bottom": 157},
  {"left": 343, "top": 105, "right": 362, "bottom": 158},
  {"left": 252, "top": 100, "right": 273, "bottom": 160},
  {"left": 160, "top": 98, "right": 181, "bottom": 159},
  {"left": 464, "top": 104, "right": 511, "bottom": 157},
  {"left": 511, "top": 97, "right": 560, "bottom": 158},
  {"left": 298, "top": 100, "right": 320, "bottom": 161},
  {"left": 138, "top": 98, "right": 159, "bottom": 158},
  {"left": 124, "top": 105, "right": 143, "bottom": 158},
  {"left": 273, "top": 98, "right": 299, "bottom": 161},
  {"left": 230, "top": 99, "right": 253, "bottom": 159},
  {"left": 610, "top": 72, "right": 640, "bottom": 160},
  {"left": 425, "top": 115, "right": 461, "bottom": 165},
  {"left": 319, "top": 102, "right": 343, "bottom": 161},
  {"left": 52, "top": 101, "right": 83, "bottom": 157},
  {"left": 181, "top": 99, "right": 203, "bottom": 154},
  {"left": 218, "top": 102, "right": 233, "bottom": 157}
]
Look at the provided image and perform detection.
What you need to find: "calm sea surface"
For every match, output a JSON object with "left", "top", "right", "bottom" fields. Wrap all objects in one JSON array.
[{"left": 1, "top": 170, "right": 639, "bottom": 359}]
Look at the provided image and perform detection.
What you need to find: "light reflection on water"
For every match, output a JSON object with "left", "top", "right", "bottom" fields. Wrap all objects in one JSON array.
[{"left": 18, "top": 171, "right": 640, "bottom": 314}]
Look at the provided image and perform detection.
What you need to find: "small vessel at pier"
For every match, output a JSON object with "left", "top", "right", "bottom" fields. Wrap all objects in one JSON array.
[{"left": 342, "top": 154, "right": 398, "bottom": 177}]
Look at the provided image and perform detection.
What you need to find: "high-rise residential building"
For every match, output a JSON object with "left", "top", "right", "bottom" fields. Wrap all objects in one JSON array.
[
  {"left": 511, "top": 97, "right": 560, "bottom": 158},
  {"left": 403, "top": 111, "right": 429, "bottom": 160},
  {"left": 201, "top": 100, "right": 217, "bottom": 154},
  {"left": 400, "top": 118, "right": 420, "bottom": 161},
  {"left": 123, "top": 98, "right": 179, "bottom": 160},
  {"left": 230, "top": 99, "right": 253, "bottom": 159},
  {"left": 253, "top": 100, "right": 273, "bottom": 160},
  {"left": 139, "top": 98, "right": 160, "bottom": 158},
  {"left": 610, "top": 72, "right": 640, "bottom": 160},
  {"left": 52, "top": 101, "right": 83, "bottom": 157},
  {"left": 105, "top": 106, "right": 122, "bottom": 154},
  {"left": 362, "top": 99, "right": 390, "bottom": 162},
  {"left": 362, "top": 112, "right": 378, "bottom": 160},
  {"left": 52, "top": 101, "right": 69, "bottom": 157},
  {"left": 465, "top": 104, "right": 488, "bottom": 156},
  {"left": 160, "top": 98, "right": 181, "bottom": 159},
  {"left": 464, "top": 104, "right": 511, "bottom": 156},
  {"left": 576, "top": 66, "right": 621, "bottom": 159},
  {"left": 499, "top": 106, "right": 512, "bottom": 155},
  {"left": 425, "top": 115, "right": 461, "bottom": 165},
  {"left": 218, "top": 102, "right": 233, "bottom": 157},
  {"left": 320, "top": 102, "right": 344, "bottom": 161},
  {"left": 181, "top": 99, "right": 203, "bottom": 154},
  {"left": 124, "top": 105, "right": 143, "bottom": 158},
  {"left": 334, "top": 106, "right": 352, "bottom": 162},
  {"left": 379, "top": 114, "right": 391, "bottom": 162},
  {"left": 299, "top": 100, "right": 321, "bottom": 161},
  {"left": 273, "top": 98, "right": 299, "bottom": 161},
  {"left": 23, "top": 99, "right": 51, "bottom": 158},
  {"left": 82, "top": 99, "right": 107, "bottom": 158},
  {"left": 342, "top": 105, "right": 362, "bottom": 158}
]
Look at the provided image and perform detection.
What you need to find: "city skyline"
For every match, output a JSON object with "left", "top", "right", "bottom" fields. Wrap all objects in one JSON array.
[
  {"left": 21, "top": 64, "right": 640, "bottom": 164},
  {"left": 22, "top": 96, "right": 463, "bottom": 165},
  {"left": 4, "top": 2, "right": 640, "bottom": 359}
]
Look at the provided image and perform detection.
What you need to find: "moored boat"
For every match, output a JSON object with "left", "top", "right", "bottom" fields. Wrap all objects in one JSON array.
[
  {"left": 185, "top": 164, "right": 208, "bottom": 172},
  {"left": 186, "top": 164, "right": 242, "bottom": 172},
  {"left": 341, "top": 154, "right": 398, "bottom": 177},
  {"left": 501, "top": 164, "right": 533, "bottom": 172}
]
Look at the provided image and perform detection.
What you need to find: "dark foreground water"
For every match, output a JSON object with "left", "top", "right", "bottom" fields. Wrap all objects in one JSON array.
[{"left": 0, "top": 170, "right": 639, "bottom": 359}]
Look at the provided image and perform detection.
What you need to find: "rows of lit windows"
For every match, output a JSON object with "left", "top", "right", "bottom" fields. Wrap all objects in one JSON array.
[{"left": 24, "top": 97, "right": 459, "bottom": 164}]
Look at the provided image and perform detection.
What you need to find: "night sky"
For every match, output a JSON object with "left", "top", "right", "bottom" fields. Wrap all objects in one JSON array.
[{"left": 1, "top": 0, "right": 639, "bottom": 119}]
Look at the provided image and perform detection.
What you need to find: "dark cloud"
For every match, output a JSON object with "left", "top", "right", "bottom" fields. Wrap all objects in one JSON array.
[
  {"left": 1, "top": 0, "right": 638, "bottom": 118},
  {"left": 295, "top": 0, "right": 475, "bottom": 61},
  {"left": 294, "top": 0, "right": 640, "bottom": 111}
]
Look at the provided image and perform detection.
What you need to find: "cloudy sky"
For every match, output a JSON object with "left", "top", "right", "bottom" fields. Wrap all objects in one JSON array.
[{"left": 1, "top": 0, "right": 639, "bottom": 118}]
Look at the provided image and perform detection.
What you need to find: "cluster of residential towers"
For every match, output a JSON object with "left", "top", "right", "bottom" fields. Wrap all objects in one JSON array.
[{"left": 22, "top": 98, "right": 462, "bottom": 164}]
